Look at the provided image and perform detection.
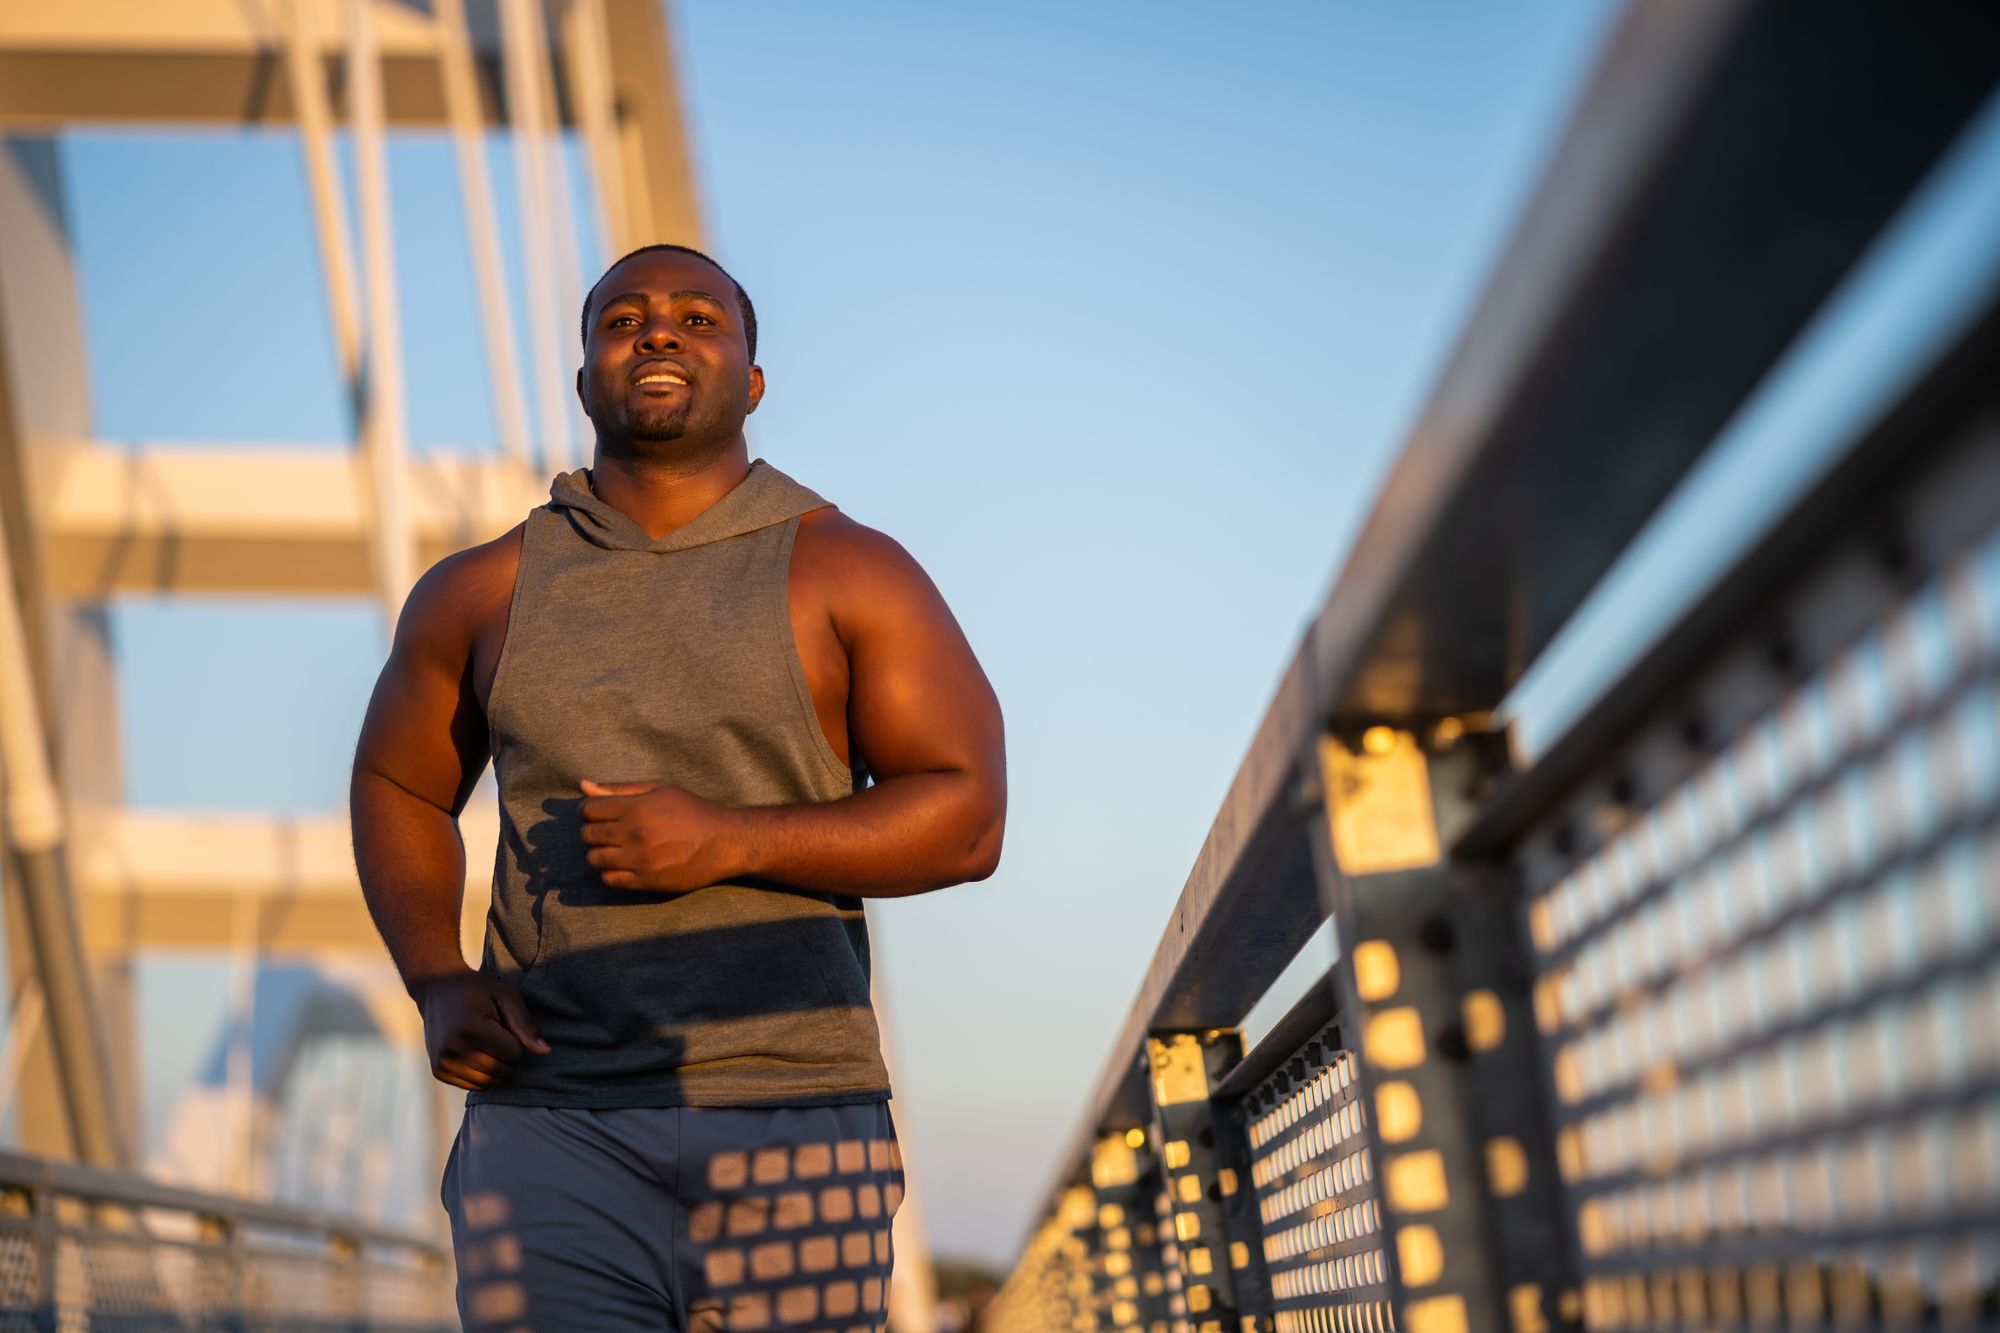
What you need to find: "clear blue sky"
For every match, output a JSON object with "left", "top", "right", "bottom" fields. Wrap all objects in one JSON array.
[{"left": 53, "top": 2, "right": 1628, "bottom": 1262}]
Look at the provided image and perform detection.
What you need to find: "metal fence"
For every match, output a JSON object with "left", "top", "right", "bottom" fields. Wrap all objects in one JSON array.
[
  {"left": 990, "top": 5, "right": 2000, "bottom": 1333},
  {"left": 0, "top": 1150, "right": 453, "bottom": 1331}
]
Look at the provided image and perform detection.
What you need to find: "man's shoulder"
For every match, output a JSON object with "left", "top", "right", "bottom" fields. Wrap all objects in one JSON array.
[
  {"left": 791, "top": 508, "right": 951, "bottom": 637},
  {"left": 427, "top": 521, "right": 524, "bottom": 599},
  {"left": 401, "top": 522, "right": 525, "bottom": 646},
  {"left": 793, "top": 506, "right": 911, "bottom": 568}
]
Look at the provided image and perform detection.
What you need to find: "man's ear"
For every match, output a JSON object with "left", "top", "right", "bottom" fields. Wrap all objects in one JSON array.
[
  {"left": 575, "top": 366, "right": 585, "bottom": 409},
  {"left": 746, "top": 365, "right": 766, "bottom": 415}
]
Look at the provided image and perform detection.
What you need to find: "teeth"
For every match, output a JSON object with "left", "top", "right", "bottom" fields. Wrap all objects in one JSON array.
[{"left": 637, "top": 373, "right": 686, "bottom": 385}]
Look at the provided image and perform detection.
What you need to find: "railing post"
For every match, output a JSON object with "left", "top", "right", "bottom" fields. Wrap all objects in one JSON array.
[
  {"left": 1145, "top": 1030, "right": 1273, "bottom": 1333},
  {"left": 330, "top": 1229, "right": 363, "bottom": 1332},
  {"left": 1309, "top": 724, "right": 1576, "bottom": 1333},
  {"left": 199, "top": 1212, "right": 245, "bottom": 1333},
  {"left": 1090, "top": 1130, "right": 1180, "bottom": 1333},
  {"left": 17, "top": 1182, "right": 54, "bottom": 1333}
]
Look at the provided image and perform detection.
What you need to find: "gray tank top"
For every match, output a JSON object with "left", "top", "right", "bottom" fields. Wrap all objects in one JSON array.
[{"left": 467, "top": 459, "right": 891, "bottom": 1108}]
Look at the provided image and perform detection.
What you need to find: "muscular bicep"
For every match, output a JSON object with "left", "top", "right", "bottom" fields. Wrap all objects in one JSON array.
[
  {"left": 838, "top": 536, "right": 1004, "bottom": 790},
  {"left": 352, "top": 564, "right": 491, "bottom": 817}
]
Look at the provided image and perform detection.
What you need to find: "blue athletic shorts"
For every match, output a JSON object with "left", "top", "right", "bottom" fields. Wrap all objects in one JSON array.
[{"left": 442, "top": 1101, "right": 904, "bottom": 1331}]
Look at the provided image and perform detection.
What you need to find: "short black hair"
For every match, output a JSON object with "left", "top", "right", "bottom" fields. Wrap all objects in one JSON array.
[{"left": 580, "top": 243, "right": 758, "bottom": 363}]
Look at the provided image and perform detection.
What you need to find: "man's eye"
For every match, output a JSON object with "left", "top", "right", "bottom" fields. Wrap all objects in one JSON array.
[
  {"left": 610, "top": 315, "right": 638, "bottom": 327},
  {"left": 684, "top": 312, "right": 714, "bottom": 326}
]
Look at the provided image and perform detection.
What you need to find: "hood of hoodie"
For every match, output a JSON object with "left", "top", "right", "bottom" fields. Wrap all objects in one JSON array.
[{"left": 545, "top": 459, "right": 832, "bottom": 554}]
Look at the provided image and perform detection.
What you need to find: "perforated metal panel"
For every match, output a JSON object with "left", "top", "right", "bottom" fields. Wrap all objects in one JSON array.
[
  {"left": 0, "top": 1207, "right": 36, "bottom": 1333},
  {"left": 989, "top": 1188, "right": 1104, "bottom": 1333},
  {"left": 242, "top": 1240, "right": 344, "bottom": 1323},
  {"left": 1245, "top": 1029, "right": 1396, "bottom": 1333},
  {"left": 358, "top": 1242, "right": 452, "bottom": 1326},
  {"left": 1524, "top": 506, "right": 2000, "bottom": 1329},
  {"left": 70, "top": 1229, "right": 193, "bottom": 1327}
]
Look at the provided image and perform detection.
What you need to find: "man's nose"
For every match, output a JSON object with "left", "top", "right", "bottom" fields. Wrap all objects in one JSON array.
[{"left": 636, "top": 320, "right": 680, "bottom": 353}]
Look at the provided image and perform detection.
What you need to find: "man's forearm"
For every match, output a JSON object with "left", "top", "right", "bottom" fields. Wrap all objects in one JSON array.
[
  {"left": 350, "top": 770, "right": 473, "bottom": 995},
  {"left": 726, "top": 770, "right": 1002, "bottom": 897}
]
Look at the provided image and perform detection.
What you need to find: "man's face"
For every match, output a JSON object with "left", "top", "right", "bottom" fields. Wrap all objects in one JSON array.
[{"left": 576, "top": 250, "right": 763, "bottom": 455}]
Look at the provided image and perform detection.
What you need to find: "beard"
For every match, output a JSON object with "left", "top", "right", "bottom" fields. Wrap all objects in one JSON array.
[
  {"left": 592, "top": 392, "right": 696, "bottom": 454},
  {"left": 623, "top": 397, "right": 693, "bottom": 441}
]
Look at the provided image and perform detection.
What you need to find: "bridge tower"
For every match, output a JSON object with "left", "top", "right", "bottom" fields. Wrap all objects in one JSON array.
[{"left": 0, "top": 0, "right": 690, "bottom": 1214}]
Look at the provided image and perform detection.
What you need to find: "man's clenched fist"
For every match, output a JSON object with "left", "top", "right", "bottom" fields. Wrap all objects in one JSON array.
[
  {"left": 416, "top": 968, "right": 550, "bottom": 1091},
  {"left": 579, "top": 779, "right": 744, "bottom": 891}
]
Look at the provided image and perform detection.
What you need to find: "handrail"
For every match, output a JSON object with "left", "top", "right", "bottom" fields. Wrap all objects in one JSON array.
[{"left": 0, "top": 1150, "right": 444, "bottom": 1253}]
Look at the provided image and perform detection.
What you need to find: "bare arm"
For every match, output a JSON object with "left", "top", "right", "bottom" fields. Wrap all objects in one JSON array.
[
  {"left": 580, "top": 517, "right": 1006, "bottom": 897},
  {"left": 350, "top": 530, "right": 547, "bottom": 1088},
  {"left": 351, "top": 553, "right": 490, "bottom": 988}
]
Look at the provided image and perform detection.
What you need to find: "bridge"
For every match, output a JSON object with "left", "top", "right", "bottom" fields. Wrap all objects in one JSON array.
[{"left": 0, "top": 0, "right": 1997, "bottom": 1329}]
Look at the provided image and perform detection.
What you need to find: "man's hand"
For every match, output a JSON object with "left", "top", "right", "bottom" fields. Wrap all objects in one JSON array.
[
  {"left": 579, "top": 780, "right": 743, "bottom": 891},
  {"left": 416, "top": 968, "right": 550, "bottom": 1092}
]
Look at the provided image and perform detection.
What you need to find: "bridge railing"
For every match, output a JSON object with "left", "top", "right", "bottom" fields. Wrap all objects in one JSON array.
[
  {"left": 0, "top": 1150, "right": 453, "bottom": 1331},
  {"left": 991, "top": 5, "right": 2000, "bottom": 1333}
]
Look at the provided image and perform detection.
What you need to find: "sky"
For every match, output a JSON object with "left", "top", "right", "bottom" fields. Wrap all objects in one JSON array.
[{"left": 34, "top": 1, "right": 1640, "bottom": 1263}]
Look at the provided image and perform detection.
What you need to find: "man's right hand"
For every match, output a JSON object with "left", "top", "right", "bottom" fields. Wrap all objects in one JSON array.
[{"left": 415, "top": 968, "right": 551, "bottom": 1092}]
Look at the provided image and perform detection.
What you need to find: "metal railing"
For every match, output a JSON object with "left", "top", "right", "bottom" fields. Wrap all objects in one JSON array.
[
  {"left": 991, "top": 4, "right": 2000, "bottom": 1333},
  {"left": 0, "top": 1150, "right": 453, "bottom": 1331}
]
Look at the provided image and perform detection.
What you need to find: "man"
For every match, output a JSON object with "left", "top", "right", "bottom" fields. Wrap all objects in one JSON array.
[{"left": 350, "top": 243, "right": 1006, "bottom": 1331}]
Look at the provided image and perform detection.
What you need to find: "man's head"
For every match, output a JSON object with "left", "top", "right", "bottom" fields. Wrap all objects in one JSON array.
[
  {"left": 578, "top": 243, "right": 757, "bottom": 360},
  {"left": 575, "top": 245, "right": 763, "bottom": 459}
]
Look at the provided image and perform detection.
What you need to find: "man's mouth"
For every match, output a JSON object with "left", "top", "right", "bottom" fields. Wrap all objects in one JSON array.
[{"left": 631, "top": 361, "right": 690, "bottom": 389}]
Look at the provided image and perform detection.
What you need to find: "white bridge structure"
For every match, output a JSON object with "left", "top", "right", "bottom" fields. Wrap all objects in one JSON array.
[{"left": 0, "top": 3, "right": 935, "bottom": 1325}]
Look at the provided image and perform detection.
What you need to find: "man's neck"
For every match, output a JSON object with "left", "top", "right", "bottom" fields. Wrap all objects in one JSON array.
[{"left": 587, "top": 437, "right": 752, "bottom": 541}]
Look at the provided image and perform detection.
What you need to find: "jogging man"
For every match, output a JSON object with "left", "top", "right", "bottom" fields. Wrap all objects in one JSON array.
[{"left": 350, "top": 243, "right": 1007, "bottom": 1331}]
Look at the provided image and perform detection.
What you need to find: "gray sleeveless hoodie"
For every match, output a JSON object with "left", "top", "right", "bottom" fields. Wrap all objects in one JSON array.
[{"left": 468, "top": 459, "right": 891, "bottom": 1108}]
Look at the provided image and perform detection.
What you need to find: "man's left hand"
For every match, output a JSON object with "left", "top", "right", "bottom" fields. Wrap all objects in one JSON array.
[{"left": 579, "top": 780, "right": 743, "bottom": 891}]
